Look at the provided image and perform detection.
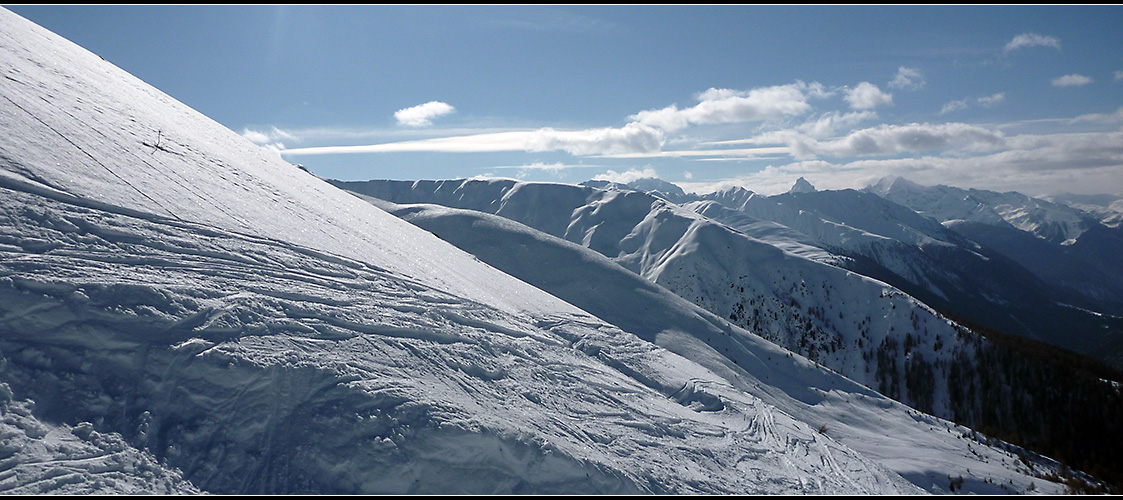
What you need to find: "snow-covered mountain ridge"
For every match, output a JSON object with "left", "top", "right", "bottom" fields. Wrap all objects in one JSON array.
[
  {"left": 355, "top": 194, "right": 1100, "bottom": 494},
  {"left": 863, "top": 177, "right": 1123, "bottom": 322},
  {"left": 578, "top": 175, "right": 1123, "bottom": 366},
  {"left": 867, "top": 176, "right": 1099, "bottom": 245},
  {"left": 1043, "top": 193, "right": 1123, "bottom": 229},
  {"left": 10, "top": 175, "right": 914, "bottom": 494},
  {"left": 679, "top": 181, "right": 1123, "bottom": 366},
  {"left": 0, "top": 7, "right": 1085, "bottom": 494},
  {"left": 339, "top": 177, "right": 1123, "bottom": 492}
]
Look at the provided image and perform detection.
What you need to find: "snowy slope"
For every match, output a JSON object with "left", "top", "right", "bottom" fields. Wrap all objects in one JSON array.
[
  {"left": 688, "top": 185, "right": 971, "bottom": 307},
  {"left": 1046, "top": 196, "right": 1123, "bottom": 229},
  {"left": 340, "top": 177, "right": 1122, "bottom": 492},
  {"left": 679, "top": 180, "right": 1123, "bottom": 365},
  {"left": 0, "top": 385, "right": 198, "bottom": 494},
  {"left": 1043, "top": 193, "right": 1123, "bottom": 227},
  {"left": 866, "top": 177, "right": 1123, "bottom": 321},
  {"left": 359, "top": 196, "right": 1078, "bottom": 495},
  {"left": 336, "top": 180, "right": 997, "bottom": 416},
  {"left": 0, "top": 13, "right": 560, "bottom": 321},
  {"left": 5, "top": 179, "right": 935, "bottom": 494},
  {"left": 945, "top": 219, "right": 1123, "bottom": 315},
  {"left": 788, "top": 176, "right": 817, "bottom": 194},
  {"left": 691, "top": 183, "right": 961, "bottom": 250},
  {"left": 867, "top": 176, "right": 1095, "bottom": 245},
  {"left": 0, "top": 7, "right": 964, "bottom": 494},
  {"left": 684, "top": 200, "right": 840, "bottom": 263}
]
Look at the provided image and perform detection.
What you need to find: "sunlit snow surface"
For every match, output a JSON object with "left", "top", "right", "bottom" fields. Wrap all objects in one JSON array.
[
  {"left": 0, "top": 7, "right": 1067, "bottom": 494},
  {"left": 346, "top": 189, "right": 1077, "bottom": 495},
  {"left": 868, "top": 176, "right": 1093, "bottom": 245}
]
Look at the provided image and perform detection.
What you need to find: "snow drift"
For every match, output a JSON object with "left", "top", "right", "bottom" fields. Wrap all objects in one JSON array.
[
  {"left": 0, "top": 7, "right": 1079, "bottom": 494},
  {"left": 341, "top": 184, "right": 1086, "bottom": 494}
]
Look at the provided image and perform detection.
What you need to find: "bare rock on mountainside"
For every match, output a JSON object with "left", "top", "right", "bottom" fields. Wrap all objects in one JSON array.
[{"left": 0, "top": 6, "right": 1105, "bottom": 494}]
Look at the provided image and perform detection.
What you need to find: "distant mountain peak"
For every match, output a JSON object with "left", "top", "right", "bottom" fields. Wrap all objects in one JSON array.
[
  {"left": 864, "top": 176, "right": 1105, "bottom": 244},
  {"left": 626, "top": 177, "right": 687, "bottom": 198},
  {"left": 868, "top": 175, "right": 922, "bottom": 195},
  {"left": 580, "top": 179, "right": 627, "bottom": 191},
  {"left": 716, "top": 184, "right": 754, "bottom": 196},
  {"left": 789, "top": 177, "right": 817, "bottom": 194}
]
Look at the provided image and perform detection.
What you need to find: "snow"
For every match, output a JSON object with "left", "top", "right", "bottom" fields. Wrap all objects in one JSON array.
[
  {"left": 0, "top": 387, "right": 198, "bottom": 494},
  {"left": 0, "top": 6, "right": 1086, "bottom": 494},
  {"left": 341, "top": 182, "right": 1074, "bottom": 494},
  {"left": 865, "top": 177, "right": 1123, "bottom": 326},
  {"left": 788, "top": 176, "right": 817, "bottom": 194},
  {"left": 0, "top": 7, "right": 942, "bottom": 494},
  {"left": 0, "top": 176, "right": 928, "bottom": 493},
  {"left": 682, "top": 200, "right": 840, "bottom": 263},
  {"left": 671, "top": 179, "right": 1123, "bottom": 363},
  {"left": 867, "top": 176, "right": 1096, "bottom": 244},
  {"left": 0, "top": 10, "right": 574, "bottom": 322}
]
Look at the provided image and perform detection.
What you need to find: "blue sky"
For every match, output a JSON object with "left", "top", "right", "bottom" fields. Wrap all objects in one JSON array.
[{"left": 8, "top": 5, "right": 1123, "bottom": 196}]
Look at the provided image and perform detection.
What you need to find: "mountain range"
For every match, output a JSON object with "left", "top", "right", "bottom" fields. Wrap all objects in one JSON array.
[
  {"left": 0, "top": 7, "right": 1119, "bottom": 494},
  {"left": 334, "top": 175, "right": 1123, "bottom": 490}
]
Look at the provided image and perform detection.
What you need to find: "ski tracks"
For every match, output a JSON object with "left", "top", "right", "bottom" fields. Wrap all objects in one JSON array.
[
  {"left": 0, "top": 173, "right": 918, "bottom": 494},
  {"left": 0, "top": 395, "right": 197, "bottom": 494},
  {"left": 0, "top": 181, "right": 551, "bottom": 350}
]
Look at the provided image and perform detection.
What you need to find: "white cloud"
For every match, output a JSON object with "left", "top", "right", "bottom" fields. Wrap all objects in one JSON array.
[
  {"left": 517, "top": 162, "right": 567, "bottom": 178},
  {"left": 685, "top": 127, "right": 1123, "bottom": 197},
  {"left": 238, "top": 125, "right": 533, "bottom": 145},
  {"left": 465, "top": 173, "right": 514, "bottom": 183},
  {"left": 241, "top": 126, "right": 295, "bottom": 152},
  {"left": 491, "top": 162, "right": 615, "bottom": 179},
  {"left": 280, "top": 123, "right": 665, "bottom": 157},
  {"left": 524, "top": 122, "right": 665, "bottom": 155},
  {"left": 844, "top": 82, "right": 893, "bottom": 110},
  {"left": 592, "top": 166, "right": 659, "bottom": 184},
  {"left": 683, "top": 171, "right": 693, "bottom": 180},
  {"left": 796, "top": 111, "right": 878, "bottom": 138},
  {"left": 629, "top": 82, "right": 820, "bottom": 132},
  {"left": 242, "top": 129, "right": 270, "bottom": 144},
  {"left": 940, "top": 93, "right": 1004, "bottom": 115},
  {"left": 1051, "top": 74, "right": 1094, "bottom": 87},
  {"left": 394, "top": 101, "right": 456, "bottom": 127},
  {"left": 1004, "top": 33, "right": 1061, "bottom": 53},
  {"left": 815, "top": 123, "right": 1005, "bottom": 158},
  {"left": 242, "top": 126, "right": 295, "bottom": 144},
  {"left": 746, "top": 122, "right": 1006, "bottom": 160},
  {"left": 977, "top": 92, "right": 1005, "bottom": 107},
  {"left": 888, "top": 66, "right": 925, "bottom": 90},
  {"left": 490, "top": 162, "right": 595, "bottom": 174},
  {"left": 1116, "top": 70, "right": 1123, "bottom": 81},
  {"left": 1071, "top": 107, "right": 1123, "bottom": 124},
  {"left": 939, "top": 99, "right": 969, "bottom": 115},
  {"left": 591, "top": 146, "right": 788, "bottom": 160},
  {"left": 998, "top": 130, "right": 1123, "bottom": 173}
]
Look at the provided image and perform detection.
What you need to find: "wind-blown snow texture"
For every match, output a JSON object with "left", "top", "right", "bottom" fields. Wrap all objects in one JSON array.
[
  {"left": 339, "top": 180, "right": 1089, "bottom": 494},
  {"left": 692, "top": 182, "right": 1123, "bottom": 366},
  {"left": 0, "top": 7, "right": 1075, "bottom": 494},
  {"left": 867, "top": 177, "right": 1123, "bottom": 321},
  {"left": 577, "top": 175, "right": 1123, "bottom": 368}
]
